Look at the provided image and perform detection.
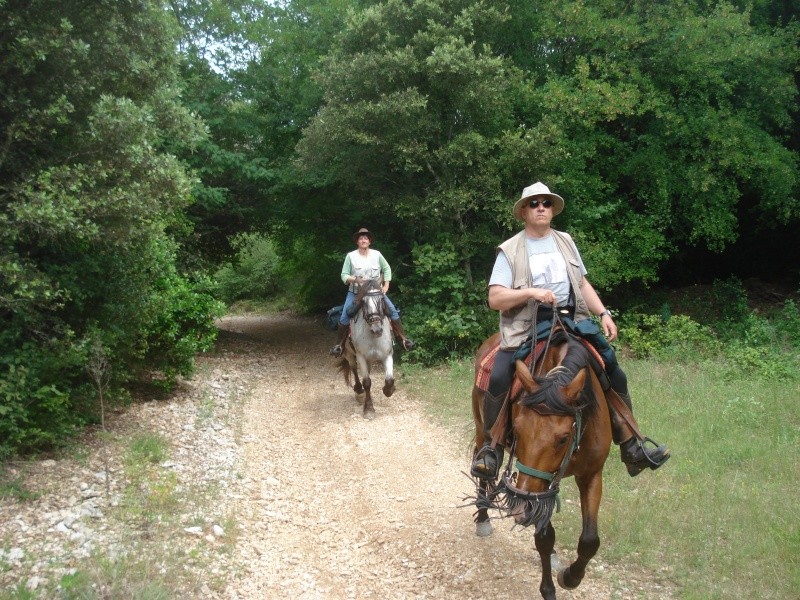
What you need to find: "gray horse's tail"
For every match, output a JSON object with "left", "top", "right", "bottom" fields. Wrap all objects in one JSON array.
[{"left": 337, "top": 357, "right": 352, "bottom": 387}]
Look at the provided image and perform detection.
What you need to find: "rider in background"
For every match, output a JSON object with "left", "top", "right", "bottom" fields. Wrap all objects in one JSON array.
[
  {"left": 330, "top": 228, "right": 416, "bottom": 357},
  {"left": 471, "top": 182, "right": 669, "bottom": 480}
]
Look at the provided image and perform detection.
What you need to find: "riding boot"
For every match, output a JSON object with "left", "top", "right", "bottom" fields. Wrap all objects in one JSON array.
[
  {"left": 390, "top": 318, "right": 416, "bottom": 351},
  {"left": 470, "top": 391, "right": 506, "bottom": 480},
  {"left": 611, "top": 392, "right": 671, "bottom": 477},
  {"left": 329, "top": 323, "right": 349, "bottom": 358}
]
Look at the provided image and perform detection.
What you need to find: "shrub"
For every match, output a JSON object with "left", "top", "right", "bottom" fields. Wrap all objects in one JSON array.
[
  {"left": 139, "top": 273, "right": 225, "bottom": 387},
  {"left": 214, "top": 232, "right": 280, "bottom": 304},
  {"left": 710, "top": 276, "right": 751, "bottom": 330},
  {"left": 402, "top": 240, "right": 496, "bottom": 363},
  {"left": 774, "top": 298, "right": 800, "bottom": 349},
  {"left": 722, "top": 342, "right": 796, "bottom": 381},
  {"left": 0, "top": 339, "right": 84, "bottom": 460},
  {"left": 618, "top": 313, "right": 720, "bottom": 360}
]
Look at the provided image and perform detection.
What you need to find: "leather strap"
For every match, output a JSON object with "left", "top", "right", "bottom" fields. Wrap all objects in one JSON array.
[{"left": 606, "top": 388, "right": 645, "bottom": 441}]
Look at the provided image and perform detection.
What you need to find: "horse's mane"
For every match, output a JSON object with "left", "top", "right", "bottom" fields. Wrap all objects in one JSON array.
[{"left": 519, "top": 334, "right": 598, "bottom": 417}]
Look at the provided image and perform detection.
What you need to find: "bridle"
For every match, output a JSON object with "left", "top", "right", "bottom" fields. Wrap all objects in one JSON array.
[
  {"left": 498, "top": 302, "right": 588, "bottom": 531},
  {"left": 500, "top": 406, "right": 585, "bottom": 531},
  {"left": 357, "top": 280, "right": 386, "bottom": 330}
]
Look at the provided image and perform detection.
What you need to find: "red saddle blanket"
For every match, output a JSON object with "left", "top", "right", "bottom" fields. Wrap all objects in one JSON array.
[{"left": 475, "top": 337, "right": 605, "bottom": 397}]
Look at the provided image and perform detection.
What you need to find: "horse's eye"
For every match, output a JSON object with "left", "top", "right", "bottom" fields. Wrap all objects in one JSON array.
[{"left": 556, "top": 434, "right": 570, "bottom": 448}]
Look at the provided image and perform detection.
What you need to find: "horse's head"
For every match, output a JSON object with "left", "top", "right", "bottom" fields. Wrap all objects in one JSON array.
[
  {"left": 502, "top": 341, "right": 594, "bottom": 531},
  {"left": 360, "top": 278, "right": 385, "bottom": 336}
]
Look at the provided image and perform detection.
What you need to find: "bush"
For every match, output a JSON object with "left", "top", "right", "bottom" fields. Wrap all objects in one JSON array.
[
  {"left": 139, "top": 273, "right": 225, "bottom": 387},
  {"left": 722, "top": 342, "right": 796, "bottom": 381},
  {"left": 710, "top": 276, "right": 751, "bottom": 331},
  {"left": 214, "top": 232, "right": 280, "bottom": 304},
  {"left": 718, "top": 299, "right": 800, "bottom": 381},
  {"left": 618, "top": 293, "right": 800, "bottom": 381},
  {"left": 402, "top": 240, "right": 496, "bottom": 363},
  {"left": 0, "top": 339, "right": 84, "bottom": 460},
  {"left": 618, "top": 313, "right": 720, "bottom": 360},
  {"left": 774, "top": 298, "right": 800, "bottom": 349}
]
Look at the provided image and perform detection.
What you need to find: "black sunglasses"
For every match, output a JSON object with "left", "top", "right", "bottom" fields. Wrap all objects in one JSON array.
[{"left": 528, "top": 198, "right": 553, "bottom": 209}]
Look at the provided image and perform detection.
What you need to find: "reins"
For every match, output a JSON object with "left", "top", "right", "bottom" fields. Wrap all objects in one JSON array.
[
  {"left": 487, "top": 300, "right": 564, "bottom": 450},
  {"left": 490, "top": 302, "right": 589, "bottom": 530}
]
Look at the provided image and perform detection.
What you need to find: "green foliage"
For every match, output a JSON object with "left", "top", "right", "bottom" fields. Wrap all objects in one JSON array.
[
  {"left": 719, "top": 303, "right": 800, "bottom": 381},
  {"left": 710, "top": 276, "right": 751, "bottom": 326},
  {"left": 619, "top": 285, "right": 800, "bottom": 381},
  {"left": 214, "top": 232, "right": 280, "bottom": 304},
  {"left": 0, "top": 337, "right": 86, "bottom": 460},
  {"left": 283, "top": 0, "right": 800, "bottom": 325},
  {"left": 403, "top": 239, "right": 496, "bottom": 363},
  {"left": 775, "top": 298, "right": 800, "bottom": 347},
  {"left": 138, "top": 273, "right": 225, "bottom": 388},
  {"left": 0, "top": 0, "right": 220, "bottom": 457},
  {"left": 618, "top": 313, "right": 720, "bottom": 361}
]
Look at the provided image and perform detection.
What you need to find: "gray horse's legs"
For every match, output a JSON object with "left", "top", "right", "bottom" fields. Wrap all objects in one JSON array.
[
  {"left": 362, "top": 375, "right": 375, "bottom": 419},
  {"left": 382, "top": 353, "right": 395, "bottom": 397},
  {"left": 355, "top": 354, "right": 375, "bottom": 419}
]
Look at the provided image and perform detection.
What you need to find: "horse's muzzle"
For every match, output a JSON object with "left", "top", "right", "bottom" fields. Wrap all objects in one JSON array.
[{"left": 502, "top": 476, "right": 560, "bottom": 532}]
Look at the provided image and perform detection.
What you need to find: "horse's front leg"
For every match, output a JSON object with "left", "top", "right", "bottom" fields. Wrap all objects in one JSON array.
[
  {"left": 355, "top": 355, "right": 375, "bottom": 419},
  {"left": 349, "top": 356, "right": 364, "bottom": 395},
  {"left": 382, "top": 352, "right": 395, "bottom": 397},
  {"left": 534, "top": 522, "right": 557, "bottom": 600},
  {"left": 474, "top": 477, "right": 493, "bottom": 537},
  {"left": 362, "top": 375, "right": 374, "bottom": 419},
  {"left": 557, "top": 473, "right": 602, "bottom": 591}
]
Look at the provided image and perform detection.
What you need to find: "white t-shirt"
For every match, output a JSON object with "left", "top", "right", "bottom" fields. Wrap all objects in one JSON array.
[{"left": 489, "top": 234, "right": 587, "bottom": 306}]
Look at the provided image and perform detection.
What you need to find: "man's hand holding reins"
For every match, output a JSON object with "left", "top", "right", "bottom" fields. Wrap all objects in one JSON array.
[{"left": 488, "top": 285, "right": 557, "bottom": 312}]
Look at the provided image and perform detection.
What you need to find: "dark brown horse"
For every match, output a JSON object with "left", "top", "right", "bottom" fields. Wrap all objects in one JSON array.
[{"left": 471, "top": 330, "right": 613, "bottom": 600}]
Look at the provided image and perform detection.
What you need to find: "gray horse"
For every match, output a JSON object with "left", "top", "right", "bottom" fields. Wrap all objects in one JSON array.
[{"left": 337, "top": 278, "right": 395, "bottom": 419}]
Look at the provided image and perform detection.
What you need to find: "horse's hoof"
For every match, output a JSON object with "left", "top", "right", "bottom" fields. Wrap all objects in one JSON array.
[
  {"left": 475, "top": 521, "right": 493, "bottom": 537},
  {"left": 363, "top": 408, "right": 375, "bottom": 420},
  {"left": 557, "top": 568, "right": 580, "bottom": 590},
  {"left": 383, "top": 383, "right": 395, "bottom": 397}
]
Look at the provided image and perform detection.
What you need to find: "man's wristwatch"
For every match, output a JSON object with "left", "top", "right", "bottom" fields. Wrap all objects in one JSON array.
[{"left": 599, "top": 310, "right": 612, "bottom": 318}]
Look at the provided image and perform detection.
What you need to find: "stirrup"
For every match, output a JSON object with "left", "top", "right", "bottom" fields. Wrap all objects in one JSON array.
[
  {"left": 471, "top": 445, "right": 501, "bottom": 480},
  {"left": 623, "top": 437, "right": 670, "bottom": 477},
  {"left": 330, "top": 344, "right": 343, "bottom": 358},
  {"left": 401, "top": 338, "right": 416, "bottom": 351}
]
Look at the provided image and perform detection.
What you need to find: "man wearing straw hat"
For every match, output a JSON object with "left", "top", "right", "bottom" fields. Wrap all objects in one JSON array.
[
  {"left": 330, "top": 228, "right": 416, "bottom": 357},
  {"left": 471, "top": 182, "right": 670, "bottom": 480}
]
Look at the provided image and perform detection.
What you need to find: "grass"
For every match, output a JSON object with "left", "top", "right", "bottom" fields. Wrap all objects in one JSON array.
[{"left": 403, "top": 355, "right": 800, "bottom": 600}]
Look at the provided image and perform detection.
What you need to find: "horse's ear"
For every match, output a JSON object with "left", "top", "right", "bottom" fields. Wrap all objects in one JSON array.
[
  {"left": 515, "top": 360, "right": 538, "bottom": 393},
  {"left": 562, "top": 368, "right": 587, "bottom": 403}
]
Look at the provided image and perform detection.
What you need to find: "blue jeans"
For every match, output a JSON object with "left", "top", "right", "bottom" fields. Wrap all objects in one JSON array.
[{"left": 339, "top": 291, "right": 400, "bottom": 325}]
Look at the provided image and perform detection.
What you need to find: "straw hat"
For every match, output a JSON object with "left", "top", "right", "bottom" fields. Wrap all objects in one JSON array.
[{"left": 512, "top": 182, "right": 565, "bottom": 220}]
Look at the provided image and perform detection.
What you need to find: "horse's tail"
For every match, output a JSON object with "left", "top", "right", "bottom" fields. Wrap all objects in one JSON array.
[{"left": 337, "top": 357, "right": 352, "bottom": 387}]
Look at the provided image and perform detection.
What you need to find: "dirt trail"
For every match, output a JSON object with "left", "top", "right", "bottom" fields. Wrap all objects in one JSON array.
[
  {"left": 213, "top": 314, "right": 671, "bottom": 600},
  {"left": 0, "top": 314, "right": 675, "bottom": 599}
]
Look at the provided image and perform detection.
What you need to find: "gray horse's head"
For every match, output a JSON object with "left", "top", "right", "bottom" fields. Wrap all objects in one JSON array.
[{"left": 363, "top": 293, "right": 385, "bottom": 335}]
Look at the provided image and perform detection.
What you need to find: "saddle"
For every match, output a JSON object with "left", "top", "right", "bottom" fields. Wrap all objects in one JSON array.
[
  {"left": 475, "top": 329, "right": 609, "bottom": 397},
  {"left": 478, "top": 323, "right": 646, "bottom": 450}
]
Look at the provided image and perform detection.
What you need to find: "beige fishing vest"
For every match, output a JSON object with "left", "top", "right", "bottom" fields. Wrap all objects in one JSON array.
[{"left": 496, "top": 229, "right": 591, "bottom": 350}]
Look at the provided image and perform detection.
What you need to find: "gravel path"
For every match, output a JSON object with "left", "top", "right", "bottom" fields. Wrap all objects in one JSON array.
[{"left": 0, "top": 313, "right": 676, "bottom": 599}]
